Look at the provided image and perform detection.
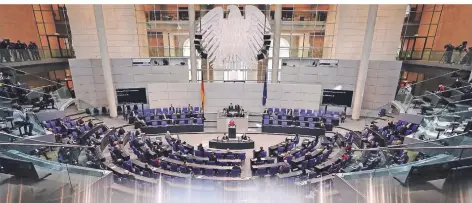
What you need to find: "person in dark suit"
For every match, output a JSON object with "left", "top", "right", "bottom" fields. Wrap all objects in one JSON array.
[
  {"left": 87, "top": 120, "right": 94, "bottom": 129},
  {"left": 287, "top": 108, "right": 293, "bottom": 116},
  {"left": 169, "top": 104, "right": 175, "bottom": 113},
  {"left": 228, "top": 103, "right": 234, "bottom": 111},
  {"left": 263, "top": 108, "right": 268, "bottom": 114},
  {"left": 209, "top": 152, "right": 217, "bottom": 162},
  {"left": 241, "top": 134, "right": 248, "bottom": 140},
  {"left": 118, "top": 127, "right": 126, "bottom": 136},
  {"left": 188, "top": 104, "right": 193, "bottom": 112},
  {"left": 176, "top": 107, "right": 181, "bottom": 115},
  {"left": 197, "top": 143, "right": 204, "bottom": 152},
  {"left": 235, "top": 104, "right": 240, "bottom": 112},
  {"left": 222, "top": 134, "right": 229, "bottom": 141}
]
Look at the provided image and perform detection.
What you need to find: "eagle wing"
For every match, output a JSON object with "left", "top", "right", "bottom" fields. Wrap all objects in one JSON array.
[
  {"left": 198, "top": 7, "right": 224, "bottom": 65},
  {"left": 242, "top": 5, "right": 271, "bottom": 66}
]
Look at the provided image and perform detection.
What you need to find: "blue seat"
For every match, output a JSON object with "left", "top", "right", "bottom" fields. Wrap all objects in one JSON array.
[
  {"left": 152, "top": 121, "right": 158, "bottom": 126},
  {"left": 183, "top": 107, "right": 188, "bottom": 113},
  {"left": 256, "top": 168, "right": 267, "bottom": 177},
  {"left": 230, "top": 169, "right": 241, "bottom": 177},
  {"left": 195, "top": 150, "right": 203, "bottom": 157},
  {"left": 268, "top": 108, "right": 273, "bottom": 113},
  {"left": 179, "top": 120, "right": 185, "bottom": 125},
  {"left": 299, "top": 116, "right": 305, "bottom": 121},
  {"left": 194, "top": 107, "right": 200, "bottom": 112},
  {"left": 309, "top": 123, "right": 315, "bottom": 129},
  {"left": 180, "top": 166, "right": 190, "bottom": 174},
  {"left": 269, "top": 166, "right": 278, "bottom": 175},
  {"left": 162, "top": 121, "right": 167, "bottom": 126},
  {"left": 215, "top": 153, "right": 224, "bottom": 159},
  {"left": 277, "top": 146, "right": 284, "bottom": 154},
  {"left": 204, "top": 169, "right": 214, "bottom": 176},
  {"left": 274, "top": 108, "right": 280, "bottom": 114},
  {"left": 263, "top": 119, "right": 269, "bottom": 125},
  {"left": 238, "top": 153, "right": 246, "bottom": 160},
  {"left": 193, "top": 167, "right": 202, "bottom": 175},
  {"left": 226, "top": 154, "right": 235, "bottom": 159},
  {"left": 308, "top": 118, "right": 313, "bottom": 122},
  {"left": 170, "top": 163, "right": 178, "bottom": 172},
  {"left": 216, "top": 169, "right": 227, "bottom": 177},
  {"left": 281, "top": 108, "right": 287, "bottom": 114},
  {"left": 260, "top": 151, "right": 267, "bottom": 157}
]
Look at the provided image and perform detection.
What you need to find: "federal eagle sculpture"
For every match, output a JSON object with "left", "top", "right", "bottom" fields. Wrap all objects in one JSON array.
[{"left": 197, "top": 5, "right": 271, "bottom": 69}]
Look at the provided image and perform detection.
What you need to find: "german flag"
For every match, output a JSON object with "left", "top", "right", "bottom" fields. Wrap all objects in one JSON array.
[{"left": 200, "top": 75, "right": 205, "bottom": 112}]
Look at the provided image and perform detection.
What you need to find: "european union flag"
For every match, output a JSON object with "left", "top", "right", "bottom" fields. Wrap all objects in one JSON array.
[{"left": 262, "top": 72, "right": 267, "bottom": 106}]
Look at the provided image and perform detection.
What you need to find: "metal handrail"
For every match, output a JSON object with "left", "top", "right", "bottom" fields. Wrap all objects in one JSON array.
[{"left": 352, "top": 145, "right": 472, "bottom": 151}]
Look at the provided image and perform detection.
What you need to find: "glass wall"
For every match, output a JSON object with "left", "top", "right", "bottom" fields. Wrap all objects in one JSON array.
[
  {"left": 135, "top": 4, "right": 337, "bottom": 82},
  {"left": 32, "top": 4, "right": 74, "bottom": 59},
  {"left": 398, "top": 4, "right": 443, "bottom": 60}
]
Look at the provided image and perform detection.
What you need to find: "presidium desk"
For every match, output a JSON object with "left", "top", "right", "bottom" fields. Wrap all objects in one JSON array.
[{"left": 216, "top": 111, "right": 249, "bottom": 133}]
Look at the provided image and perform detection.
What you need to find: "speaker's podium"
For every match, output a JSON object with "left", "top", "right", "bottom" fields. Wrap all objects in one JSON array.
[
  {"left": 217, "top": 111, "right": 249, "bottom": 133},
  {"left": 228, "top": 125, "right": 237, "bottom": 138}
]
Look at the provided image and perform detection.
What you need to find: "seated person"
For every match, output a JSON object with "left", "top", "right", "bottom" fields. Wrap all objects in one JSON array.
[
  {"left": 287, "top": 108, "right": 293, "bottom": 116},
  {"left": 240, "top": 108, "right": 245, "bottom": 117},
  {"left": 197, "top": 143, "right": 204, "bottom": 152},
  {"left": 278, "top": 160, "right": 291, "bottom": 173},
  {"left": 414, "top": 152, "right": 425, "bottom": 161},
  {"left": 87, "top": 120, "right": 94, "bottom": 129},
  {"left": 387, "top": 120, "right": 395, "bottom": 129},
  {"left": 395, "top": 151, "right": 409, "bottom": 164},
  {"left": 241, "top": 134, "right": 248, "bottom": 140},
  {"left": 169, "top": 104, "right": 175, "bottom": 113},
  {"left": 209, "top": 152, "right": 217, "bottom": 162},
  {"left": 77, "top": 118, "right": 85, "bottom": 126},
  {"left": 228, "top": 103, "right": 234, "bottom": 111},
  {"left": 255, "top": 146, "right": 265, "bottom": 161},
  {"left": 118, "top": 127, "right": 126, "bottom": 136},
  {"left": 263, "top": 108, "right": 268, "bottom": 114},
  {"left": 222, "top": 134, "right": 229, "bottom": 141},
  {"left": 188, "top": 104, "right": 193, "bottom": 112}
]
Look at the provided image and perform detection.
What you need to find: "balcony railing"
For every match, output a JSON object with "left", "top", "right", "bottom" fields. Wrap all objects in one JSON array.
[
  {"left": 0, "top": 48, "right": 74, "bottom": 63},
  {"left": 398, "top": 50, "right": 472, "bottom": 65}
]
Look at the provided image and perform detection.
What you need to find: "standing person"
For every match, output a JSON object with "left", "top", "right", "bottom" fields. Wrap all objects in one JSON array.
[
  {"left": 12, "top": 105, "right": 33, "bottom": 136},
  {"left": 15, "top": 40, "right": 25, "bottom": 61},
  {"left": 461, "top": 47, "right": 472, "bottom": 65},
  {"left": 444, "top": 43, "right": 455, "bottom": 64},
  {"left": 341, "top": 109, "right": 346, "bottom": 123},
  {"left": 0, "top": 39, "right": 12, "bottom": 63},
  {"left": 455, "top": 41, "right": 468, "bottom": 63},
  {"left": 21, "top": 42, "right": 29, "bottom": 61},
  {"left": 438, "top": 83, "right": 445, "bottom": 92},
  {"left": 28, "top": 41, "right": 40, "bottom": 60}
]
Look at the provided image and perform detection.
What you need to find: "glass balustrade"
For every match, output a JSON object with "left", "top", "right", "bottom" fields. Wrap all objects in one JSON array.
[{"left": 0, "top": 49, "right": 73, "bottom": 63}]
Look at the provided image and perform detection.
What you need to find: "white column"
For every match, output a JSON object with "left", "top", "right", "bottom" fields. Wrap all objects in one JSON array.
[
  {"left": 271, "top": 4, "right": 282, "bottom": 83},
  {"left": 189, "top": 5, "right": 198, "bottom": 83},
  {"left": 351, "top": 5, "right": 378, "bottom": 120},
  {"left": 163, "top": 32, "right": 170, "bottom": 57},
  {"left": 93, "top": 5, "right": 117, "bottom": 117}
]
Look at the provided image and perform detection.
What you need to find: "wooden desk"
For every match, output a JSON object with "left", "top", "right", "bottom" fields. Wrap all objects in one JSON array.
[
  {"left": 131, "top": 159, "right": 191, "bottom": 178},
  {"left": 161, "top": 157, "right": 233, "bottom": 170},
  {"left": 295, "top": 174, "right": 336, "bottom": 186},
  {"left": 251, "top": 162, "right": 284, "bottom": 169},
  {"left": 315, "top": 149, "right": 346, "bottom": 170},
  {"left": 276, "top": 170, "right": 303, "bottom": 179}
]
